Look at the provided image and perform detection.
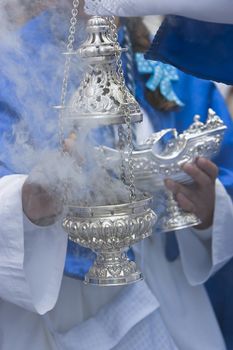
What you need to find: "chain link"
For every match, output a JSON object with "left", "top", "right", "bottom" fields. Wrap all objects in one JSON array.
[
  {"left": 58, "top": 0, "right": 80, "bottom": 151},
  {"left": 58, "top": 0, "right": 80, "bottom": 203},
  {"left": 108, "top": 16, "right": 136, "bottom": 201},
  {"left": 117, "top": 124, "right": 126, "bottom": 184}
]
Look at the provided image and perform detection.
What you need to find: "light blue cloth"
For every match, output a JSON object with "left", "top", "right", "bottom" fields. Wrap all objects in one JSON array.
[{"left": 135, "top": 53, "right": 184, "bottom": 106}]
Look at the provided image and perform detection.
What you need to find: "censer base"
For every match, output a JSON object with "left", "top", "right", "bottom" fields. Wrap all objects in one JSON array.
[
  {"left": 159, "top": 190, "right": 201, "bottom": 233},
  {"left": 84, "top": 250, "right": 143, "bottom": 287},
  {"left": 85, "top": 272, "right": 143, "bottom": 287},
  {"left": 160, "top": 212, "right": 201, "bottom": 233}
]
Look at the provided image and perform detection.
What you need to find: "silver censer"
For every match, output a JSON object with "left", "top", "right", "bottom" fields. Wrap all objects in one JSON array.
[
  {"left": 60, "top": 15, "right": 157, "bottom": 286},
  {"left": 98, "top": 109, "right": 227, "bottom": 232},
  {"left": 63, "top": 196, "right": 156, "bottom": 286}
]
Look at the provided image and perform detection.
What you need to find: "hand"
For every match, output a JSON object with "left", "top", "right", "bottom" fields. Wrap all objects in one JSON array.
[
  {"left": 22, "top": 133, "right": 79, "bottom": 226},
  {"left": 165, "top": 158, "right": 219, "bottom": 230},
  {"left": 22, "top": 168, "right": 63, "bottom": 226}
]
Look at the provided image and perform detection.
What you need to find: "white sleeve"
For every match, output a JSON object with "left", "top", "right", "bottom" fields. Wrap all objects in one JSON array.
[
  {"left": 0, "top": 175, "right": 68, "bottom": 315},
  {"left": 176, "top": 179, "right": 233, "bottom": 286},
  {"left": 84, "top": 0, "right": 233, "bottom": 24}
]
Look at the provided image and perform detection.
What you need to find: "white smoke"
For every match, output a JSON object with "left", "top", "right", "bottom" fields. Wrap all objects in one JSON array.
[{"left": 0, "top": 0, "right": 132, "bottom": 206}]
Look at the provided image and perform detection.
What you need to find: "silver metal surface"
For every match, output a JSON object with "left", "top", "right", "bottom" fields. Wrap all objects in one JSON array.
[
  {"left": 96, "top": 109, "right": 227, "bottom": 232},
  {"left": 58, "top": 3, "right": 226, "bottom": 287},
  {"left": 56, "top": 16, "right": 142, "bottom": 127},
  {"left": 58, "top": 12, "right": 156, "bottom": 286},
  {"left": 159, "top": 190, "right": 201, "bottom": 233},
  {"left": 63, "top": 195, "right": 157, "bottom": 286}
]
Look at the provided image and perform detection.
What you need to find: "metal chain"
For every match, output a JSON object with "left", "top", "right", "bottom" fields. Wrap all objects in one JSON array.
[
  {"left": 58, "top": 0, "right": 80, "bottom": 151},
  {"left": 108, "top": 16, "right": 136, "bottom": 201},
  {"left": 58, "top": 0, "right": 80, "bottom": 203},
  {"left": 118, "top": 124, "right": 126, "bottom": 184},
  {"left": 107, "top": 17, "right": 126, "bottom": 185},
  {"left": 121, "top": 24, "right": 137, "bottom": 147}
]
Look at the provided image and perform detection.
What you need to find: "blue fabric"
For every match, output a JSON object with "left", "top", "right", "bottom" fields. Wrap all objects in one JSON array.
[
  {"left": 165, "top": 231, "right": 180, "bottom": 262},
  {"left": 0, "top": 12, "right": 64, "bottom": 172},
  {"left": 206, "top": 261, "right": 233, "bottom": 350},
  {"left": 135, "top": 53, "right": 184, "bottom": 106},
  {"left": 146, "top": 16, "right": 233, "bottom": 85},
  {"left": 1, "top": 13, "right": 233, "bottom": 347},
  {"left": 0, "top": 102, "right": 19, "bottom": 175},
  {"left": 64, "top": 241, "right": 96, "bottom": 280},
  {"left": 64, "top": 240, "right": 136, "bottom": 280}
]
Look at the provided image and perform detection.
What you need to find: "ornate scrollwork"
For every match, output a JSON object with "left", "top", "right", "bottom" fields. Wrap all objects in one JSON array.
[
  {"left": 63, "top": 196, "right": 157, "bottom": 286},
  {"left": 59, "top": 16, "right": 142, "bottom": 126},
  {"left": 63, "top": 208, "right": 156, "bottom": 250},
  {"left": 97, "top": 109, "right": 227, "bottom": 183},
  {"left": 69, "top": 63, "right": 141, "bottom": 122}
]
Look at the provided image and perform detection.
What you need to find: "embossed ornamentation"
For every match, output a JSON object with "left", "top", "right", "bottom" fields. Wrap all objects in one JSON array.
[
  {"left": 96, "top": 109, "right": 227, "bottom": 232},
  {"left": 63, "top": 196, "right": 157, "bottom": 285},
  {"left": 56, "top": 16, "right": 142, "bottom": 126}
]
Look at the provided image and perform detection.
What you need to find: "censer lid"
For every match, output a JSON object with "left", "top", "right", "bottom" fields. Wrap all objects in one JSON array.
[
  {"left": 55, "top": 16, "right": 143, "bottom": 127},
  {"left": 56, "top": 98, "right": 142, "bottom": 127}
]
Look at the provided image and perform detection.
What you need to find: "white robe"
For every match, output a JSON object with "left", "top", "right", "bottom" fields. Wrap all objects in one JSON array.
[
  {"left": 84, "top": 0, "right": 233, "bottom": 24},
  {"left": 0, "top": 166, "right": 233, "bottom": 349}
]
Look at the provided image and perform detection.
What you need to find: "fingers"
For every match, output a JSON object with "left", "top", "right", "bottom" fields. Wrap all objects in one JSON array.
[
  {"left": 63, "top": 132, "right": 84, "bottom": 164},
  {"left": 165, "top": 179, "right": 190, "bottom": 196},
  {"left": 196, "top": 157, "right": 219, "bottom": 181},
  {"left": 182, "top": 162, "right": 211, "bottom": 187},
  {"left": 165, "top": 179, "right": 196, "bottom": 202},
  {"left": 165, "top": 158, "right": 218, "bottom": 192},
  {"left": 176, "top": 192, "right": 196, "bottom": 213},
  {"left": 182, "top": 158, "right": 218, "bottom": 186},
  {"left": 165, "top": 179, "right": 196, "bottom": 213},
  {"left": 63, "top": 132, "right": 77, "bottom": 153},
  {"left": 164, "top": 158, "right": 217, "bottom": 227}
]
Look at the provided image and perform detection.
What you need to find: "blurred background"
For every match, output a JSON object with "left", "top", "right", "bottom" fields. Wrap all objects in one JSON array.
[{"left": 144, "top": 16, "right": 233, "bottom": 119}]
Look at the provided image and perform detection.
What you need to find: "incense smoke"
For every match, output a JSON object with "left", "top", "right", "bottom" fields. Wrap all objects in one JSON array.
[{"left": 0, "top": 0, "right": 130, "bottom": 206}]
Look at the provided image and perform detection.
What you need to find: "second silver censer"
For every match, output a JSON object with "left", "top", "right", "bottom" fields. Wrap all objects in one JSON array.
[{"left": 98, "top": 109, "right": 227, "bottom": 232}]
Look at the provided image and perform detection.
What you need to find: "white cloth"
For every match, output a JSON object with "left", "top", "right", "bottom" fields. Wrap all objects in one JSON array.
[
  {"left": 84, "top": 0, "right": 233, "bottom": 24},
  {"left": 0, "top": 171, "right": 233, "bottom": 349},
  {"left": 0, "top": 175, "right": 67, "bottom": 314}
]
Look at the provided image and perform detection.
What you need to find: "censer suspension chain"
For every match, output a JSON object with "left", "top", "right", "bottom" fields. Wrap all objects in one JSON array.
[
  {"left": 58, "top": 8, "right": 136, "bottom": 203},
  {"left": 58, "top": 0, "right": 80, "bottom": 203},
  {"left": 108, "top": 16, "right": 136, "bottom": 202},
  {"left": 58, "top": 0, "right": 80, "bottom": 151}
]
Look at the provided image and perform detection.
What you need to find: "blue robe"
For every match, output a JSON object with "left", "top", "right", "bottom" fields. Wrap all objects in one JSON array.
[
  {"left": 1, "top": 11, "right": 233, "bottom": 348},
  {"left": 146, "top": 16, "right": 233, "bottom": 85}
]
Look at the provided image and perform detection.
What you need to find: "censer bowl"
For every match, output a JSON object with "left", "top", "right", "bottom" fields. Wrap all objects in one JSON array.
[{"left": 62, "top": 195, "right": 157, "bottom": 286}]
